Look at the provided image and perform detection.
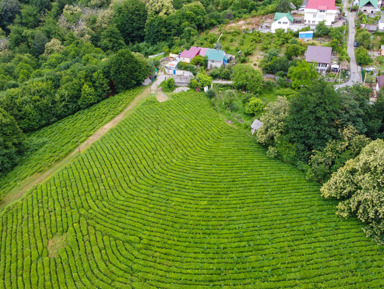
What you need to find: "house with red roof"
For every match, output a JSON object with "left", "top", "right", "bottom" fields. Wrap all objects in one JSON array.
[
  {"left": 304, "top": 0, "right": 338, "bottom": 26},
  {"left": 180, "top": 46, "right": 202, "bottom": 63}
]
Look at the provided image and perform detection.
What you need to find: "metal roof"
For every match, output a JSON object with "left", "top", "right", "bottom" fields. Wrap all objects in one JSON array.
[
  {"left": 305, "top": 46, "right": 332, "bottom": 65},
  {"left": 359, "top": 0, "right": 378, "bottom": 8},
  {"left": 251, "top": 119, "right": 263, "bottom": 130},
  {"left": 274, "top": 12, "right": 294, "bottom": 22},
  {"left": 205, "top": 49, "right": 225, "bottom": 62},
  {"left": 180, "top": 46, "right": 201, "bottom": 59},
  {"left": 305, "top": 0, "right": 337, "bottom": 10}
]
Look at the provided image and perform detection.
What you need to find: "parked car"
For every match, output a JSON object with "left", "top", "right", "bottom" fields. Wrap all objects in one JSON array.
[{"left": 354, "top": 41, "right": 359, "bottom": 47}]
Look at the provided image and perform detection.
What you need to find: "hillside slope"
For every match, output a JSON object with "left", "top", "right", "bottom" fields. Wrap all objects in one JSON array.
[
  {"left": 0, "top": 87, "right": 143, "bottom": 202},
  {"left": 1, "top": 91, "right": 384, "bottom": 288}
]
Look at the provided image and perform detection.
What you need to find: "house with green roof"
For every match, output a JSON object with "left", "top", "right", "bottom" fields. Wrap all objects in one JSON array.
[
  {"left": 271, "top": 12, "right": 294, "bottom": 33},
  {"left": 204, "top": 49, "right": 226, "bottom": 69},
  {"left": 359, "top": 0, "right": 378, "bottom": 15}
]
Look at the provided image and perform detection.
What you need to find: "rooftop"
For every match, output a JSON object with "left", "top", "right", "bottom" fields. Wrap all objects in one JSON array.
[
  {"left": 305, "top": 0, "right": 337, "bottom": 10},
  {"left": 305, "top": 46, "right": 332, "bottom": 65},
  {"left": 251, "top": 119, "right": 263, "bottom": 130},
  {"left": 205, "top": 49, "right": 225, "bottom": 62},
  {"left": 359, "top": 0, "right": 378, "bottom": 8},
  {"left": 274, "top": 12, "right": 294, "bottom": 22},
  {"left": 199, "top": 48, "right": 207, "bottom": 57},
  {"left": 377, "top": 75, "right": 384, "bottom": 88},
  {"left": 180, "top": 46, "right": 201, "bottom": 59}
]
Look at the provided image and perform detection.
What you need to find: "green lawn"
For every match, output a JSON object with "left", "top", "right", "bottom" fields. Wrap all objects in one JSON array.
[
  {"left": 1, "top": 91, "right": 384, "bottom": 288},
  {"left": 0, "top": 87, "right": 144, "bottom": 201}
]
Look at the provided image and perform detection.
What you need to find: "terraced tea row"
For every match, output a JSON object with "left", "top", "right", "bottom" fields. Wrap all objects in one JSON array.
[{"left": 1, "top": 92, "right": 384, "bottom": 288}]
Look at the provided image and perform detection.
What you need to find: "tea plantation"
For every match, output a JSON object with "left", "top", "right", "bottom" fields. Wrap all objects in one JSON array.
[
  {"left": 0, "top": 87, "right": 144, "bottom": 201},
  {"left": 1, "top": 91, "right": 384, "bottom": 288}
]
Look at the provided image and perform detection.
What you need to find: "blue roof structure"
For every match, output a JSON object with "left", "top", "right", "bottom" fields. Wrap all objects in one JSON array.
[{"left": 205, "top": 49, "right": 225, "bottom": 62}]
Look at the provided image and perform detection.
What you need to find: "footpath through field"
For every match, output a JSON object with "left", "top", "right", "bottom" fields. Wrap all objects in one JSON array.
[{"left": 0, "top": 88, "right": 151, "bottom": 210}]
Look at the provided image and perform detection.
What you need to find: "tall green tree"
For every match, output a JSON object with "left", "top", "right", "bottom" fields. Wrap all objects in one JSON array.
[
  {"left": 314, "top": 21, "right": 330, "bottom": 37},
  {"left": 356, "top": 47, "right": 372, "bottom": 65},
  {"left": 287, "top": 60, "right": 318, "bottom": 89},
  {"left": 232, "top": 64, "right": 263, "bottom": 94},
  {"left": 0, "top": 108, "right": 25, "bottom": 174},
  {"left": 285, "top": 80, "right": 341, "bottom": 161},
  {"left": 100, "top": 25, "right": 125, "bottom": 53},
  {"left": 308, "top": 126, "right": 371, "bottom": 182},
  {"left": 356, "top": 29, "right": 371, "bottom": 49},
  {"left": 113, "top": 0, "right": 147, "bottom": 44},
  {"left": 275, "top": 0, "right": 290, "bottom": 12},
  {"left": 321, "top": 139, "right": 384, "bottom": 243},
  {"left": 106, "top": 49, "right": 148, "bottom": 92},
  {"left": 0, "top": 0, "right": 21, "bottom": 30}
]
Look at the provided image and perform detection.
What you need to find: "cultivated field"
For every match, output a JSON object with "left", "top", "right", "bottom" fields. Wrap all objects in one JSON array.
[
  {"left": 0, "top": 87, "right": 144, "bottom": 201},
  {"left": 1, "top": 91, "right": 384, "bottom": 288}
]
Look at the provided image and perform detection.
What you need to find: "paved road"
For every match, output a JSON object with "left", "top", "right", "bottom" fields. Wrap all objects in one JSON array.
[{"left": 335, "top": 0, "right": 362, "bottom": 88}]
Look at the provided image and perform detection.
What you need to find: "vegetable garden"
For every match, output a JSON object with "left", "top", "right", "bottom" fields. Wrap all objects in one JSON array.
[{"left": 1, "top": 91, "right": 384, "bottom": 288}]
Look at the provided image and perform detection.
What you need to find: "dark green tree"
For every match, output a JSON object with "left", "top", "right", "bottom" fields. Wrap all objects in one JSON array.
[
  {"left": 113, "top": 0, "right": 147, "bottom": 44},
  {"left": 275, "top": 0, "right": 290, "bottom": 12},
  {"left": 0, "top": 0, "right": 21, "bottom": 30},
  {"left": 314, "top": 21, "right": 330, "bottom": 36},
  {"left": 106, "top": 49, "right": 148, "bottom": 92},
  {"left": 20, "top": 5, "right": 40, "bottom": 29},
  {"left": 285, "top": 80, "right": 341, "bottom": 161},
  {"left": 0, "top": 107, "right": 25, "bottom": 174},
  {"left": 356, "top": 47, "right": 373, "bottom": 65},
  {"left": 32, "top": 31, "right": 48, "bottom": 57},
  {"left": 356, "top": 29, "right": 371, "bottom": 49},
  {"left": 100, "top": 25, "right": 126, "bottom": 53},
  {"left": 232, "top": 64, "right": 263, "bottom": 94},
  {"left": 32, "top": 0, "right": 51, "bottom": 12}
]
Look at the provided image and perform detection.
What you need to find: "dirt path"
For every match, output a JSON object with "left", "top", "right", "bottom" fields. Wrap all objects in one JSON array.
[{"left": 0, "top": 88, "right": 150, "bottom": 211}]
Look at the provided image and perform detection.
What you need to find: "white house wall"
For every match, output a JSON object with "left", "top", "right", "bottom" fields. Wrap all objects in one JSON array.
[
  {"left": 180, "top": 57, "right": 192, "bottom": 63},
  {"left": 208, "top": 60, "right": 223, "bottom": 69},
  {"left": 271, "top": 16, "right": 292, "bottom": 33},
  {"left": 304, "top": 9, "right": 337, "bottom": 25}
]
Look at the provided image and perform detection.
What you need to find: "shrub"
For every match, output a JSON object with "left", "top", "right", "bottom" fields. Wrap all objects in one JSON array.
[{"left": 245, "top": 97, "right": 265, "bottom": 116}]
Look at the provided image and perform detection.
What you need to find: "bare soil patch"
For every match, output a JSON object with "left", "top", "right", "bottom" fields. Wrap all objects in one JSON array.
[
  {"left": 210, "top": 14, "right": 274, "bottom": 33},
  {"left": 48, "top": 234, "right": 67, "bottom": 258},
  {"left": 156, "top": 93, "right": 168, "bottom": 102}
]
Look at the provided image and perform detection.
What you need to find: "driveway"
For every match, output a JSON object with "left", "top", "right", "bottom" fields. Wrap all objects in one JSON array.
[{"left": 335, "top": 0, "right": 362, "bottom": 88}]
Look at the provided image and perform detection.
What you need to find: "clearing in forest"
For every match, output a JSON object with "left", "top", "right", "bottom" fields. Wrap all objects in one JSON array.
[{"left": 1, "top": 91, "right": 384, "bottom": 288}]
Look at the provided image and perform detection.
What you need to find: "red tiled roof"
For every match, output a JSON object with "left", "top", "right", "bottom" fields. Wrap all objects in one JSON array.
[
  {"left": 305, "top": 0, "right": 337, "bottom": 10},
  {"left": 180, "top": 46, "right": 201, "bottom": 59},
  {"left": 377, "top": 75, "right": 384, "bottom": 88}
]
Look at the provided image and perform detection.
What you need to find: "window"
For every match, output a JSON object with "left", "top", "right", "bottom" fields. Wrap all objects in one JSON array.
[
  {"left": 278, "top": 21, "right": 281, "bottom": 24},
  {"left": 283, "top": 22, "right": 288, "bottom": 24},
  {"left": 320, "top": 9, "right": 325, "bottom": 12}
]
